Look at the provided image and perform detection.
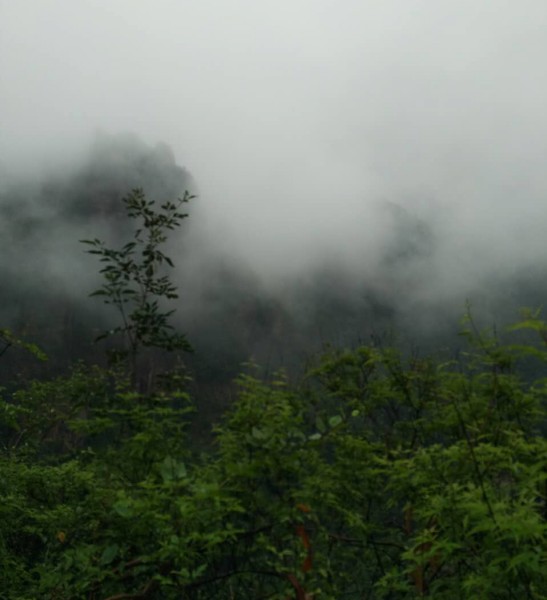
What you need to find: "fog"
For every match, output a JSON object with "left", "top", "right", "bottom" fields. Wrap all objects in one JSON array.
[{"left": 2, "top": 1, "right": 547, "bottom": 360}]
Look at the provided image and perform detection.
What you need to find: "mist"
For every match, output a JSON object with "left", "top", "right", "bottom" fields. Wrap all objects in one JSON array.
[{"left": 2, "top": 1, "right": 547, "bottom": 370}]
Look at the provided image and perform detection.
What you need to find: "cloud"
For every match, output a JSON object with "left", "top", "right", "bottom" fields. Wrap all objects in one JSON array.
[{"left": 2, "top": 0, "right": 547, "bottom": 343}]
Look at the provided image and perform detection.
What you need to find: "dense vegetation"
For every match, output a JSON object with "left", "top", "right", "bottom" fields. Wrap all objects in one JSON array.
[{"left": 2, "top": 185, "right": 547, "bottom": 598}]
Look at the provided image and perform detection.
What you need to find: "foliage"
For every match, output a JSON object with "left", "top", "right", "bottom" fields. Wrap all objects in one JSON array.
[
  {"left": 3, "top": 195, "right": 547, "bottom": 598},
  {"left": 2, "top": 310, "right": 547, "bottom": 598},
  {"left": 81, "top": 188, "right": 193, "bottom": 380},
  {"left": 0, "top": 327, "right": 47, "bottom": 362}
]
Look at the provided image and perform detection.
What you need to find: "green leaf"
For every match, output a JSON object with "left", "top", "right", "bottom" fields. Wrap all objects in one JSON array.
[
  {"left": 251, "top": 426, "right": 266, "bottom": 440},
  {"left": 100, "top": 544, "right": 119, "bottom": 565},
  {"left": 113, "top": 500, "right": 133, "bottom": 518},
  {"left": 328, "top": 415, "right": 343, "bottom": 428},
  {"left": 160, "top": 456, "right": 187, "bottom": 482}
]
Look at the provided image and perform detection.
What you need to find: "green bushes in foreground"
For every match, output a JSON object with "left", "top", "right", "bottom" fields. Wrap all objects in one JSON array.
[{"left": 1, "top": 312, "right": 547, "bottom": 599}]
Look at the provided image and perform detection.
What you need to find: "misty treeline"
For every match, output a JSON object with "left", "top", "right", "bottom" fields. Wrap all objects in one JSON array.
[
  {"left": 1, "top": 133, "right": 547, "bottom": 598},
  {"left": 2, "top": 133, "right": 545, "bottom": 387}
]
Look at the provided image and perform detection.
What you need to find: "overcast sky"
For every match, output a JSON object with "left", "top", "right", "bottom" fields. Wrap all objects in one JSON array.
[{"left": 2, "top": 1, "right": 547, "bottom": 293}]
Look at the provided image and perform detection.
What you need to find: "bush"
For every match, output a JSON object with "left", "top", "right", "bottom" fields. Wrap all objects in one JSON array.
[{"left": 2, "top": 312, "right": 547, "bottom": 598}]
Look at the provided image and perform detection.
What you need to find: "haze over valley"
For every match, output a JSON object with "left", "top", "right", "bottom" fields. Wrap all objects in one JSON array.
[{"left": 2, "top": 1, "right": 547, "bottom": 375}]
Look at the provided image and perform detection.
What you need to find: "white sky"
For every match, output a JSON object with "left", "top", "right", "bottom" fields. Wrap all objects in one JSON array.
[{"left": 2, "top": 1, "right": 547, "bottom": 290}]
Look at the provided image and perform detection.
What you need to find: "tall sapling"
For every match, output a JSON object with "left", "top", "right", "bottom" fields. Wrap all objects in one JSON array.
[{"left": 81, "top": 188, "right": 193, "bottom": 382}]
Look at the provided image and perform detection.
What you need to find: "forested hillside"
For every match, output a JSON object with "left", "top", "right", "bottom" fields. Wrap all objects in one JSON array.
[
  {"left": 2, "top": 134, "right": 542, "bottom": 387},
  {"left": 1, "top": 136, "right": 547, "bottom": 598}
]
